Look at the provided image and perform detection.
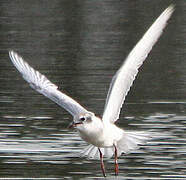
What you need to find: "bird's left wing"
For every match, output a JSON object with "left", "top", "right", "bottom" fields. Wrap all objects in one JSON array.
[
  {"left": 9, "top": 50, "right": 89, "bottom": 117},
  {"left": 102, "top": 5, "right": 174, "bottom": 123}
]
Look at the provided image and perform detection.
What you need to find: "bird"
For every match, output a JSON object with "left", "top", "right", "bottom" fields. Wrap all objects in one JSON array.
[{"left": 8, "top": 5, "right": 174, "bottom": 177}]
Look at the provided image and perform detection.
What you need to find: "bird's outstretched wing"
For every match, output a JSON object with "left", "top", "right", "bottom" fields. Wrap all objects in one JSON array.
[
  {"left": 9, "top": 50, "right": 89, "bottom": 117},
  {"left": 102, "top": 5, "right": 174, "bottom": 123}
]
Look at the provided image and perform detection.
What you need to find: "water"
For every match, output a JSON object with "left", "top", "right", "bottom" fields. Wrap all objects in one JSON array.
[{"left": 0, "top": 0, "right": 186, "bottom": 179}]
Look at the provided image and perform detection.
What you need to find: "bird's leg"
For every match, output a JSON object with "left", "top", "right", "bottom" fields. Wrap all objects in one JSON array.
[
  {"left": 114, "top": 144, "right": 119, "bottom": 176},
  {"left": 98, "top": 148, "right": 106, "bottom": 177}
]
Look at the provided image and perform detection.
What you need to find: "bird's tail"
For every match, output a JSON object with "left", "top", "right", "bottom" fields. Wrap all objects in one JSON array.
[
  {"left": 80, "top": 131, "right": 150, "bottom": 160},
  {"left": 80, "top": 144, "right": 114, "bottom": 160},
  {"left": 116, "top": 131, "right": 150, "bottom": 155}
]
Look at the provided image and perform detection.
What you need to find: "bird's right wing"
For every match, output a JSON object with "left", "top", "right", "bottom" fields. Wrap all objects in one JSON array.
[
  {"left": 9, "top": 51, "right": 89, "bottom": 117},
  {"left": 102, "top": 5, "right": 174, "bottom": 124}
]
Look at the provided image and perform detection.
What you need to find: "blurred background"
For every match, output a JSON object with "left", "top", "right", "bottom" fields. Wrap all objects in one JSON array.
[{"left": 0, "top": 0, "right": 185, "bottom": 179}]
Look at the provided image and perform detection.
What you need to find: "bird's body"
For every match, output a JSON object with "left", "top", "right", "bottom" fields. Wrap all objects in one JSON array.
[
  {"left": 74, "top": 112, "right": 149, "bottom": 159},
  {"left": 77, "top": 114, "right": 123, "bottom": 148},
  {"left": 8, "top": 5, "right": 174, "bottom": 177}
]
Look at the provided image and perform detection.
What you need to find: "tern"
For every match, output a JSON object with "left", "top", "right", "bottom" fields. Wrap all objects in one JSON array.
[{"left": 9, "top": 5, "right": 174, "bottom": 177}]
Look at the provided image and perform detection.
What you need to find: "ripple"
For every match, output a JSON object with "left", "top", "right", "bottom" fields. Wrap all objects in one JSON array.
[
  {"left": 0, "top": 112, "right": 186, "bottom": 178},
  {"left": 3, "top": 115, "right": 27, "bottom": 119},
  {"left": 147, "top": 101, "right": 186, "bottom": 104}
]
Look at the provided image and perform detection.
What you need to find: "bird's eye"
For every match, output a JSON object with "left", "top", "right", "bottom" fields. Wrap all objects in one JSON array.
[{"left": 80, "top": 117, "right": 86, "bottom": 121}]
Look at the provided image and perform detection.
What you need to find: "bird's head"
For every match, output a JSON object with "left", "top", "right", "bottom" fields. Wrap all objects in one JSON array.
[
  {"left": 68, "top": 112, "right": 102, "bottom": 132},
  {"left": 69, "top": 112, "right": 94, "bottom": 128}
]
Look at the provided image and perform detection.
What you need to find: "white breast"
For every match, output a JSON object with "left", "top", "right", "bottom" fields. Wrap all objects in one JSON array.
[{"left": 78, "top": 120, "right": 124, "bottom": 148}]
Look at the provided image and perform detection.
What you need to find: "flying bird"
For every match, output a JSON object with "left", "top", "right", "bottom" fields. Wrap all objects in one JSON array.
[{"left": 9, "top": 5, "right": 174, "bottom": 177}]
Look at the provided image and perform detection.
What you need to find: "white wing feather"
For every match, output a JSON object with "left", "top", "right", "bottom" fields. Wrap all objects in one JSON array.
[
  {"left": 102, "top": 5, "right": 174, "bottom": 123},
  {"left": 9, "top": 51, "right": 88, "bottom": 117}
]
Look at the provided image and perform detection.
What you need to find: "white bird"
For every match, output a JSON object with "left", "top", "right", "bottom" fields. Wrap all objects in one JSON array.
[{"left": 9, "top": 5, "right": 174, "bottom": 177}]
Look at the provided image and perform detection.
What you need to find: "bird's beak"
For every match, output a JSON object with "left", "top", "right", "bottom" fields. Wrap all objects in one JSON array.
[
  {"left": 68, "top": 122, "right": 83, "bottom": 129},
  {"left": 68, "top": 122, "right": 75, "bottom": 129}
]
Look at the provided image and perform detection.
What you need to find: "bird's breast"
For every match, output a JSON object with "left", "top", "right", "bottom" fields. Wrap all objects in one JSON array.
[
  {"left": 78, "top": 128, "right": 105, "bottom": 147},
  {"left": 78, "top": 123, "right": 123, "bottom": 148}
]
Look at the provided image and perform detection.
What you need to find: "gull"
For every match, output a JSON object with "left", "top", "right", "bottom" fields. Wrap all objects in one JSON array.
[{"left": 8, "top": 5, "right": 174, "bottom": 177}]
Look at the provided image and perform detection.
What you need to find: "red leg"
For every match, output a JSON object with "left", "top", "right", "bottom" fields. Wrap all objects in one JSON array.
[
  {"left": 114, "top": 144, "right": 119, "bottom": 176},
  {"left": 98, "top": 148, "right": 106, "bottom": 177}
]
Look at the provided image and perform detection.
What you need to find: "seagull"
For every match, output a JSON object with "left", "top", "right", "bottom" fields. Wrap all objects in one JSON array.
[{"left": 9, "top": 5, "right": 174, "bottom": 177}]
